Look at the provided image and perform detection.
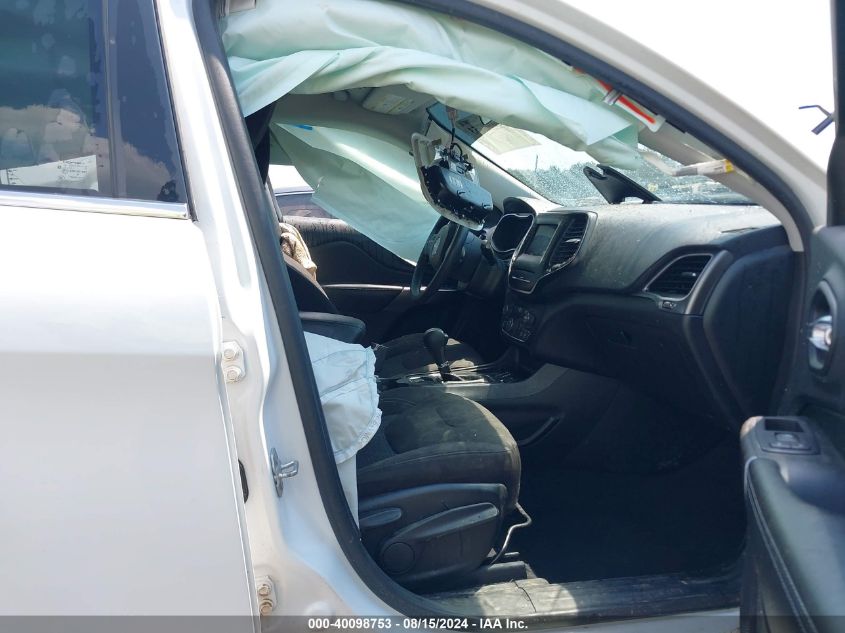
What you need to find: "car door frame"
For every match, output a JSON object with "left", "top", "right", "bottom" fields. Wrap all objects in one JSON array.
[{"left": 197, "top": 0, "right": 828, "bottom": 624}]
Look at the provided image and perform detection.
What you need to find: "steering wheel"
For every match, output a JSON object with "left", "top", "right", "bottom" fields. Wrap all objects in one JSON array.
[{"left": 410, "top": 217, "right": 469, "bottom": 302}]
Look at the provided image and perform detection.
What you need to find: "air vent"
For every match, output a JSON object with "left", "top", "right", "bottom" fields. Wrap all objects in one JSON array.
[
  {"left": 647, "top": 254, "right": 713, "bottom": 298},
  {"left": 548, "top": 214, "right": 588, "bottom": 268}
]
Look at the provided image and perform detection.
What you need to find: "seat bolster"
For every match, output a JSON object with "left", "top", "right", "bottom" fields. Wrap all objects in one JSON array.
[
  {"left": 357, "top": 442, "right": 520, "bottom": 506},
  {"left": 358, "top": 388, "right": 521, "bottom": 509},
  {"left": 300, "top": 311, "right": 366, "bottom": 343}
]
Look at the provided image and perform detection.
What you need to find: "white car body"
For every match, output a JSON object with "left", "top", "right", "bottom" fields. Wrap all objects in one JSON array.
[{"left": 0, "top": 0, "right": 829, "bottom": 630}]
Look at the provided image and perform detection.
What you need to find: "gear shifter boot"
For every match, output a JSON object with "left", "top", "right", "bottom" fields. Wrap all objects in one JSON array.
[{"left": 422, "top": 328, "right": 460, "bottom": 381}]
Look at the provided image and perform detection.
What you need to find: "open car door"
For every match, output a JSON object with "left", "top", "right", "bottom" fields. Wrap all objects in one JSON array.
[{"left": 740, "top": 4, "right": 845, "bottom": 631}]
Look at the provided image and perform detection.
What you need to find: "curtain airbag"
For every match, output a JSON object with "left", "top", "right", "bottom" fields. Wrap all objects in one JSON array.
[
  {"left": 222, "top": 0, "right": 643, "bottom": 166},
  {"left": 274, "top": 124, "right": 439, "bottom": 261}
]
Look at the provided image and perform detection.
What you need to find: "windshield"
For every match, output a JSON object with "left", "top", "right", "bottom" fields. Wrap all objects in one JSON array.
[{"left": 429, "top": 107, "right": 753, "bottom": 206}]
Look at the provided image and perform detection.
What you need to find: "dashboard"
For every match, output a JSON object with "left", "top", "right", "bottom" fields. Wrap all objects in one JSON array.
[
  {"left": 507, "top": 211, "right": 590, "bottom": 294},
  {"left": 488, "top": 196, "right": 793, "bottom": 427}
]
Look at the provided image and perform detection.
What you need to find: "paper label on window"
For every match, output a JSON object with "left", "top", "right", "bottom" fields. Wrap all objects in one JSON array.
[
  {"left": 0, "top": 154, "right": 99, "bottom": 191},
  {"left": 475, "top": 125, "right": 540, "bottom": 156}
]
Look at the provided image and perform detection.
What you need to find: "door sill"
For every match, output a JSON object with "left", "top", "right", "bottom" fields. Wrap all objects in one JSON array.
[{"left": 424, "top": 559, "right": 742, "bottom": 621}]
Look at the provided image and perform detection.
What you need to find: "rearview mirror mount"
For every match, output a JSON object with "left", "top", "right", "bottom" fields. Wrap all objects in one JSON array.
[{"left": 412, "top": 133, "right": 493, "bottom": 230}]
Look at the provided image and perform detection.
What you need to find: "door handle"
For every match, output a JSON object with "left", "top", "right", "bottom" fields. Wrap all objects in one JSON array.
[
  {"left": 808, "top": 282, "right": 836, "bottom": 373},
  {"left": 809, "top": 314, "right": 833, "bottom": 352}
]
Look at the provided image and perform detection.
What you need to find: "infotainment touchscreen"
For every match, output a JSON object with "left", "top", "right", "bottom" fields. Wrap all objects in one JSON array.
[{"left": 525, "top": 225, "right": 556, "bottom": 256}]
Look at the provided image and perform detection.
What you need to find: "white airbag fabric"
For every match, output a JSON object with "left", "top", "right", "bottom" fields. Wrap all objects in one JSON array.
[
  {"left": 222, "top": 0, "right": 641, "bottom": 167},
  {"left": 222, "top": 0, "right": 644, "bottom": 258},
  {"left": 274, "top": 124, "right": 439, "bottom": 261},
  {"left": 303, "top": 332, "right": 381, "bottom": 521}
]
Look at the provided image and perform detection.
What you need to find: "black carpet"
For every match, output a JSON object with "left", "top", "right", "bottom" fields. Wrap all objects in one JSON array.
[{"left": 511, "top": 438, "right": 746, "bottom": 583}]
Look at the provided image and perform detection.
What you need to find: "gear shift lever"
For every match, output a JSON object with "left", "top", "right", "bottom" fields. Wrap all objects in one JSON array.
[{"left": 423, "top": 328, "right": 458, "bottom": 381}]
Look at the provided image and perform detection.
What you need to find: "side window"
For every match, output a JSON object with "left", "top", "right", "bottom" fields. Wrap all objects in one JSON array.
[
  {"left": 275, "top": 191, "right": 337, "bottom": 220},
  {"left": 0, "top": 0, "right": 186, "bottom": 203}
]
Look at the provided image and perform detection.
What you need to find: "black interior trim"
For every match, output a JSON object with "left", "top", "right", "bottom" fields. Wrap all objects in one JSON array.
[
  {"left": 741, "top": 416, "right": 845, "bottom": 629},
  {"left": 828, "top": 0, "right": 845, "bottom": 226},
  {"left": 196, "top": 0, "right": 812, "bottom": 624},
  {"left": 583, "top": 164, "right": 660, "bottom": 204},
  {"left": 245, "top": 102, "right": 276, "bottom": 184},
  {"left": 300, "top": 311, "right": 367, "bottom": 344},
  {"left": 151, "top": 0, "right": 197, "bottom": 219}
]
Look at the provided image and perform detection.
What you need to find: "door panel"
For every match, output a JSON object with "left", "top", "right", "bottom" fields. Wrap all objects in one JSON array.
[
  {"left": 741, "top": 4, "right": 845, "bottom": 628},
  {"left": 287, "top": 217, "right": 414, "bottom": 286},
  {"left": 785, "top": 228, "right": 845, "bottom": 411},
  {"left": 0, "top": 207, "right": 253, "bottom": 615},
  {"left": 327, "top": 284, "right": 466, "bottom": 345},
  {"left": 741, "top": 414, "right": 845, "bottom": 631},
  {"left": 278, "top": 197, "right": 467, "bottom": 343},
  {"left": 741, "top": 226, "right": 845, "bottom": 633}
]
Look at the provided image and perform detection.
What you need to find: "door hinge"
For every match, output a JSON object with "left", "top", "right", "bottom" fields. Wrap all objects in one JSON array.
[
  {"left": 270, "top": 448, "right": 299, "bottom": 497},
  {"left": 255, "top": 575, "right": 277, "bottom": 616},
  {"left": 221, "top": 341, "right": 245, "bottom": 383}
]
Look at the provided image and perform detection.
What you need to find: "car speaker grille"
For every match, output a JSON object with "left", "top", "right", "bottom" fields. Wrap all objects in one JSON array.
[
  {"left": 548, "top": 213, "right": 588, "bottom": 268},
  {"left": 647, "top": 254, "right": 713, "bottom": 297}
]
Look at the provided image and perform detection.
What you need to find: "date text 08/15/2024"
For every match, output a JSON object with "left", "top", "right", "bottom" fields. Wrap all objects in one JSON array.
[{"left": 307, "top": 617, "right": 528, "bottom": 630}]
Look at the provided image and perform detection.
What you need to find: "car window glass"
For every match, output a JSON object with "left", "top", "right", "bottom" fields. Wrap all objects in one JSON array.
[
  {"left": 0, "top": 0, "right": 185, "bottom": 203},
  {"left": 429, "top": 105, "right": 753, "bottom": 206},
  {"left": 276, "top": 192, "right": 336, "bottom": 220},
  {"left": 0, "top": 1, "right": 109, "bottom": 194},
  {"left": 110, "top": 0, "right": 186, "bottom": 202}
]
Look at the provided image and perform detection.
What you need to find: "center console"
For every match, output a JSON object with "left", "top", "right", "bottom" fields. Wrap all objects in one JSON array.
[
  {"left": 501, "top": 302, "right": 536, "bottom": 343},
  {"left": 378, "top": 357, "right": 618, "bottom": 446},
  {"left": 499, "top": 210, "right": 593, "bottom": 345},
  {"left": 508, "top": 211, "right": 590, "bottom": 294},
  {"left": 378, "top": 360, "right": 525, "bottom": 392},
  {"left": 373, "top": 211, "right": 605, "bottom": 442}
]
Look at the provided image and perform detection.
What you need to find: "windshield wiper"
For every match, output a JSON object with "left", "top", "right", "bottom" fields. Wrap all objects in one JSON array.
[{"left": 583, "top": 164, "right": 660, "bottom": 204}]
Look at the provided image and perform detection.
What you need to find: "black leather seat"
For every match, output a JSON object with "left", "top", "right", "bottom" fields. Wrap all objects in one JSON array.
[{"left": 357, "top": 387, "right": 520, "bottom": 588}]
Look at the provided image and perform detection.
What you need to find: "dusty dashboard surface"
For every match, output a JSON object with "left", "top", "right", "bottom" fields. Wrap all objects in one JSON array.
[
  {"left": 495, "top": 198, "right": 782, "bottom": 299},
  {"left": 491, "top": 197, "right": 790, "bottom": 425}
]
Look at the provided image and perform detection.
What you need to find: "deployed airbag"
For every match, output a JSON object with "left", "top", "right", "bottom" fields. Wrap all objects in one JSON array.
[
  {"left": 222, "top": 0, "right": 641, "bottom": 167},
  {"left": 274, "top": 124, "right": 439, "bottom": 260},
  {"left": 223, "top": 0, "right": 646, "bottom": 257},
  {"left": 304, "top": 332, "right": 382, "bottom": 521}
]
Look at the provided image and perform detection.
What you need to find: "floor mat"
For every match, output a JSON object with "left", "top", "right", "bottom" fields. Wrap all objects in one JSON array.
[{"left": 511, "top": 438, "right": 746, "bottom": 583}]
